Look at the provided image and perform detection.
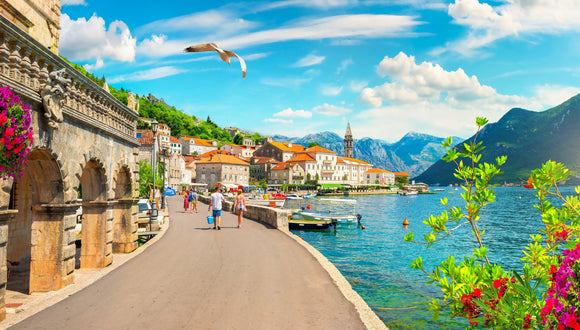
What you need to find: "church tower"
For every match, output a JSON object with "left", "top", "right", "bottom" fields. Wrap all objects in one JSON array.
[{"left": 344, "top": 122, "right": 353, "bottom": 158}]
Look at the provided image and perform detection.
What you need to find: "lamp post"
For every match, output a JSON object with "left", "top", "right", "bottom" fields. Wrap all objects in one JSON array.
[
  {"left": 161, "top": 148, "right": 167, "bottom": 210},
  {"left": 150, "top": 119, "right": 159, "bottom": 231}
]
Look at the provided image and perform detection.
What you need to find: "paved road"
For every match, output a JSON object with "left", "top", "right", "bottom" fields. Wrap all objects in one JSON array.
[{"left": 11, "top": 196, "right": 366, "bottom": 329}]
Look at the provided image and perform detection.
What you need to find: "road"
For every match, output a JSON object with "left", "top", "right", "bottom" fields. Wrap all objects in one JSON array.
[{"left": 10, "top": 195, "right": 366, "bottom": 329}]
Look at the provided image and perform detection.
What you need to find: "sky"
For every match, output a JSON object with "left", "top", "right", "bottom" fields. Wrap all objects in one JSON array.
[{"left": 60, "top": 0, "right": 580, "bottom": 143}]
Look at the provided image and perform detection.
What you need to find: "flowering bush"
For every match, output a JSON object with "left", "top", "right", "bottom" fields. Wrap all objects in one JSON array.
[
  {"left": 0, "top": 85, "right": 33, "bottom": 180},
  {"left": 405, "top": 117, "right": 580, "bottom": 329}
]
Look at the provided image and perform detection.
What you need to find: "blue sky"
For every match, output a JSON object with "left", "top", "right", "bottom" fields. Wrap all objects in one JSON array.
[{"left": 60, "top": 0, "right": 580, "bottom": 142}]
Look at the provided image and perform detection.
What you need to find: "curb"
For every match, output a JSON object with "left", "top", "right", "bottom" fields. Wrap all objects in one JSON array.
[{"left": 281, "top": 229, "right": 388, "bottom": 330}]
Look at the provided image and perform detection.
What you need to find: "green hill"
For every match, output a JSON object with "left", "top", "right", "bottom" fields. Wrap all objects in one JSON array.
[{"left": 414, "top": 94, "right": 580, "bottom": 185}]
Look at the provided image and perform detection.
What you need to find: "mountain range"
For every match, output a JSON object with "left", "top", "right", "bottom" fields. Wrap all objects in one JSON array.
[
  {"left": 271, "top": 132, "right": 459, "bottom": 178},
  {"left": 415, "top": 93, "right": 580, "bottom": 185}
]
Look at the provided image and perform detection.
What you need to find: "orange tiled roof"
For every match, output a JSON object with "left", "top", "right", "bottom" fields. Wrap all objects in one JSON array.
[
  {"left": 287, "top": 154, "right": 315, "bottom": 162},
  {"left": 342, "top": 157, "right": 371, "bottom": 165},
  {"left": 271, "top": 162, "right": 289, "bottom": 170},
  {"left": 170, "top": 136, "right": 181, "bottom": 143},
  {"left": 197, "top": 154, "right": 249, "bottom": 166},
  {"left": 253, "top": 157, "right": 278, "bottom": 165},
  {"left": 179, "top": 135, "right": 195, "bottom": 141},
  {"left": 179, "top": 135, "right": 215, "bottom": 146},
  {"left": 269, "top": 141, "right": 305, "bottom": 153},
  {"left": 199, "top": 150, "right": 231, "bottom": 158},
  {"left": 366, "top": 168, "right": 392, "bottom": 174},
  {"left": 304, "top": 146, "right": 336, "bottom": 154},
  {"left": 137, "top": 130, "right": 154, "bottom": 145},
  {"left": 395, "top": 172, "right": 409, "bottom": 177},
  {"left": 336, "top": 157, "right": 346, "bottom": 163}
]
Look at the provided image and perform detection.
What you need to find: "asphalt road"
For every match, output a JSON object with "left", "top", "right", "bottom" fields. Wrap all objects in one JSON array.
[{"left": 11, "top": 195, "right": 366, "bottom": 329}]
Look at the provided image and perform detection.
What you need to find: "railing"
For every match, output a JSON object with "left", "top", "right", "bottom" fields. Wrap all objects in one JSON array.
[{"left": 0, "top": 15, "right": 138, "bottom": 144}]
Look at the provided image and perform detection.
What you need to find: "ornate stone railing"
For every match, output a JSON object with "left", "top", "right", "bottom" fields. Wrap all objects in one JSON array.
[{"left": 0, "top": 15, "right": 138, "bottom": 144}]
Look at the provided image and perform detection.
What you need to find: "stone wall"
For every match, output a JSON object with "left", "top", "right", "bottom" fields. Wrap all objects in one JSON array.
[{"left": 198, "top": 195, "right": 289, "bottom": 230}]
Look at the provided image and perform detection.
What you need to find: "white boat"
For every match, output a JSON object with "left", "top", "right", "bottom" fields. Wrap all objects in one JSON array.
[
  {"left": 432, "top": 188, "right": 445, "bottom": 192},
  {"left": 399, "top": 190, "right": 418, "bottom": 196},
  {"left": 286, "top": 194, "right": 302, "bottom": 200},
  {"left": 247, "top": 199, "right": 285, "bottom": 208},
  {"left": 295, "top": 198, "right": 361, "bottom": 223},
  {"left": 302, "top": 194, "right": 316, "bottom": 199}
]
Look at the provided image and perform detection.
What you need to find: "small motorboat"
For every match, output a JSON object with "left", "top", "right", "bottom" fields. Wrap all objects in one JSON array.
[
  {"left": 432, "top": 188, "right": 445, "bottom": 192},
  {"left": 289, "top": 218, "right": 336, "bottom": 230},
  {"left": 399, "top": 190, "right": 418, "bottom": 196},
  {"left": 302, "top": 194, "right": 316, "bottom": 199},
  {"left": 247, "top": 199, "right": 286, "bottom": 208},
  {"left": 286, "top": 194, "right": 302, "bottom": 200}
]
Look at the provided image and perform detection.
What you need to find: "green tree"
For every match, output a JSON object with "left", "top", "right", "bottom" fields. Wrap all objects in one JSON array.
[
  {"left": 233, "top": 133, "right": 244, "bottom": 145},
  {"left": 137, "top": 160, "right": 163, "bottom": 198},
  {"left": 308, "top": 142, "right": 321, "bottom": 148},
  {"left": 395, "top": 176, "right": 410, "bottom": 184},
  {"left": 258, "top": 178, "right": 268, "bottom": 189},
  {"left": 343, "top": 174, "right": 348, "bottom": 181}
]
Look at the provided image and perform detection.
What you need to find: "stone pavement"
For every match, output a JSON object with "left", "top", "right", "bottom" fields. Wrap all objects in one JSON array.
[{"left": 4, "top": 195, "right": 386, "bottom": 329}]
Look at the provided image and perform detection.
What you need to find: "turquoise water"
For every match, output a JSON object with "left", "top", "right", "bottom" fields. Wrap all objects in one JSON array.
[{"left": 286, "top": 187, "right": 576, "bottom": 329}]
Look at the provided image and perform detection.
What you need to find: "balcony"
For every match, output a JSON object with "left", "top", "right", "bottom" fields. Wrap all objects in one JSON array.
[
  {"left": 323, "top": 160, "right": 333, "bottom": 165},
  {"left": 292, "top": 175, "right": 304, "bottom": 180},
  {"left": 321, "top": 170, "right": 334, "bottom": 175}
]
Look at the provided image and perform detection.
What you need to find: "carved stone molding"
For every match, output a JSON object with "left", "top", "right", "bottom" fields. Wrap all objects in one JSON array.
[{"left": 40, "top": 67, "right": 70, "bottom": 129}]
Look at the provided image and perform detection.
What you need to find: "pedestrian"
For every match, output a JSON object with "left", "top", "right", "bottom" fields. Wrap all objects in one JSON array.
[
  {"left": 208, "top": 187, "right": 225, "bottom": 230},
  {"left": 190, "top": 189, "right": 198, "bottom": 213},
  {"left": 233, "top": 190, "right": 246, "bottom": 228},
  {"left": 183, "top": 188, "right": 189, "bottom": 212}
]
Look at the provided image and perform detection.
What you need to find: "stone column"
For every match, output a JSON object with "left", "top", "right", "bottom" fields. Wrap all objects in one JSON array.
[
  {"left": 30, "top": 204, "right": 77, "bottom": 292},
  {"left": 112, "top": 198, "right": 137, "bottom": 253},
  {"left": 81, "top": 201, "right": 114, "bottom": 269},
  {"left": 0, "top": 210, "right": 17, "bottom": 322}
]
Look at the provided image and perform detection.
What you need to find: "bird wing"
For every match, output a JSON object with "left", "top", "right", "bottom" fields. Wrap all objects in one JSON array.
[
  {"left": 184, "top": 42, "right": 246, "bottom": 79},
  {"left": 224, "top": 50, "right": 247, "bottom": 79}
]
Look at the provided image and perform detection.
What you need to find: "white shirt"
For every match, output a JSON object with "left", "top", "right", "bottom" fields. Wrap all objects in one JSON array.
[{"left": 210, "top": 192, "right": 225, "bottom": 211}]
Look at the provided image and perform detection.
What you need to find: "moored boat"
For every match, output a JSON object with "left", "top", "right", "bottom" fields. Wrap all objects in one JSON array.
[
  {"left": 247, "top": 199, "right": 286, "bottom": 208},
  {"left": 289, "top": 218, "right": 336, "bottom": 230}
]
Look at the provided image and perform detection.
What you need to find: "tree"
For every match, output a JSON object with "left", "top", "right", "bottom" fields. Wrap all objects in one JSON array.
[
  {"left": 343, "top": 174, "right": 348, "bottom": 181},
  {"left": 374, "top": 179, "right": 380, "bottom": 184},
  {"left": 258, "top": 178, "right": 268, "bottom": 189},
  {"left": 308, "top": 142, "right": 320, "bottom": 148},
  {"left": 395, "top": 176, "right": 409, "bottom": 184},
  {"left": 233, "top": 133, "right": 244, "bottom": 145},
  {"left": 137, "top": 160, "right": 163, "bottom": 198}
]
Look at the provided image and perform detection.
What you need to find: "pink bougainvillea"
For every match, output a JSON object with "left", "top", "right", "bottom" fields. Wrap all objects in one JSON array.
[{"left": 0, "top": 85, "right": 33, "bottom": 180}]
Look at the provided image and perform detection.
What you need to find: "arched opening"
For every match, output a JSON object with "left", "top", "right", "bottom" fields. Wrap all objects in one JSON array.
[
  {"left": 7, "top": 149, "right": 73, "bottom": 294},
  {"left": 79, "top": 159, "right": 112, "bottom": 269},
  {"left": 112, "top": 166, "right": 137, "bottom": 253}
]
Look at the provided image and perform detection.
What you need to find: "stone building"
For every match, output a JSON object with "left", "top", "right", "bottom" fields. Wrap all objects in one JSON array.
[
  {"left": 253, "top": 140, "right": 304, "bottom": 162},
  {"left": 249, "top": 157, "right": 279, "bottom": 182},
  {"left": 179, "top": 135, "right": 218, "bottom": 156},
  {"left": 167, "top": 154, "right": 185, "bottom": 190},
  {"left": 268, "top": 162, "right": 306, "bottom": 185},
  {"left": 364, "top": 168, "right": 395, "bottom": 185},
  {"left": 0, "top": 6, "right": 140, "bottom": 320},
  {"left": 344, "top": 122, "right": 353, "bottom": 158},
  {"left": 195, "top": 154, "right": 249, "bottom": 188}
]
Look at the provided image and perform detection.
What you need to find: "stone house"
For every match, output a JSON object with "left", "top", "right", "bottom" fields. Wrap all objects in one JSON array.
[
  {"left": 169, "top": 136, "right": 182, "bottom": 155},
  {"left": 168, "top": 154, "right": 186, "bottom": 190},
  {"left": 136, "top": 130, "right": 154, "bottom": 165},
  {"left": 249, "top": 157, "right": 279, "bottom": 181},
  {"left": 220, "top": 143, "right": 256, "bottom": 158},
  {"left": 179, "top": 135, "right": 218, "bottom": 156},
  {"left": 364, "top": 168, "right": 395, "bottom": 185},
  {"left": 196, "top": 154, "right": 250, "bottom": 188},
  {"left": 268, "top": 162, "right": 306, "bottom": 185},
  {"left": 182, "top": 155, "right": 198, "bottom": 184},
  {"left": 253, "top": 140, "right": 305, "bottom": 162}
]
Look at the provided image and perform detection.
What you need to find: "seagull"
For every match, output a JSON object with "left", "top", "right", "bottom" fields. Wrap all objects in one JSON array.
[{"left": 184, "top": 43, "right": 246, "bottom": 79}]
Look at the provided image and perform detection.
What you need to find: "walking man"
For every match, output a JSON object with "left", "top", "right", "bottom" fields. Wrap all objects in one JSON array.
[
  {"left": 208, "top": 188, "right": 225, "bottom": 230},
  {"left": 190, "top": 189, "right": 198, "bottom": 213}
]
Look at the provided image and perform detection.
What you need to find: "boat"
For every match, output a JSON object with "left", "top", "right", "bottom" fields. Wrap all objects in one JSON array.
[
  {"left": 288, "top": 217, "right": 336, "bottom": 230},
  {"left": 432, "top": 188, "right": 445, "bottom": 192},
  {"left": 399, "top": 190, "right": 418, "bottom": 196},
  {"left": 247, "top": 199, "right": 286, "bottom": 208},
  {"left": 302, "top": 194, "right": 316, "bottom": 199},
  {"left": 286, "top": 194, "right": 302, "bottom": 200},
  {"left": 294, "top": 198, "right": 362, "bottom": 224}
]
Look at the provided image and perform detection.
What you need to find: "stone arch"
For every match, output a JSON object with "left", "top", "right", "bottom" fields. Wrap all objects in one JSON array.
[
  {"left": 7, "top": 149, "right": 75, "bottom": 294},
  {"left": 78, "top": 157, "right": 113, "bottom": 269},
  {"left": 112, "top": 164, "right": 137, "bottom": 253}
]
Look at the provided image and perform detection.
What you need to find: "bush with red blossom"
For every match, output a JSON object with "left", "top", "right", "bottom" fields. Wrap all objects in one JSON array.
[{"left": 0, "top": 85, "right": 33, "bottom": 180}]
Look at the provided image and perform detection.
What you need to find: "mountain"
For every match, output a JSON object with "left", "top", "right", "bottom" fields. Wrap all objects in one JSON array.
[
  {"left": 415, "top": 94, "right": 580, "bottom": 185},
  {"left": 272, "top": 132, "right": 456, "bottom": 178}
]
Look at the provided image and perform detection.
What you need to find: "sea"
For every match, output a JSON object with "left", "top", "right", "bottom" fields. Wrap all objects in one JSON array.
[{"left": 285, "top": 187, "right": 576, "bottom": 329}]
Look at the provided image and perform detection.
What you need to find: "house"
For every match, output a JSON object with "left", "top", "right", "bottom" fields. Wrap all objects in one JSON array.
[
  {"left": 249, "top": 157, "right": 279, "bottom": 181},
  {"left": 253, "top": 140, "right": 305, "bottom": 162},
  {"left": 167, "top": 154, "right": 186, "bottom": 189},
  {"left": 268, "top": 161, "right": 306, "bottom": 185},
  {"left": 220, "top": 143, "right": 256, "bottom": 158},
  {"left": 179, "top": 135, "right": 218, "bottom": 156},
  {"left": 341, "top": 157, "right": 373, "bottom": 186},
  {"left": 136, "top": 130, "right": 155, "bottom": 165},
  {"left": 183, "top": 155, "right": 199, "bottom": 184},
  {"left": 364, "top": 168, "right": 395, "bottom": 185},
  {"left": 195, "top": 154, "right": 250, "bottom": 188},
  {"left": 169, "top": 136, "right": 182, "bottom": 155}
]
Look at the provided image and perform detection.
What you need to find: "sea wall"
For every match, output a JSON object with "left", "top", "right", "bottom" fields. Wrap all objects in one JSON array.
[{"left": 197, "top": 195, "right": 289, "bottom": 231}]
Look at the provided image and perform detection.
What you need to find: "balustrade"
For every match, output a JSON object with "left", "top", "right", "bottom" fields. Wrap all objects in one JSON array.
[{"left": 0, "top": 16, "right": 137, "bottom": 141}]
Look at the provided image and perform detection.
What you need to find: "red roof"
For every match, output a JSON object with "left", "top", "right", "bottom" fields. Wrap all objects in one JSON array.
[
  {"left": 197, "top": 154, "right": 249, "bottom": 166},
  {"left": 304, "top": 146, "right": 336, "bottom": 154},
  {"left": 366, "top": 168, "right": 392, "bottom": 174},
  {"left": 287, "top": 154, "right": 315, "bottom": 162},
  {"left": 395, "top": 172, "right": 409, "bottom": 177},
  {"left": 137, "top": 130, "right": 154, "bottom": 145},
  {"left": 170, "top": 136, "right": 181, "bottom": 143},
  {"left": 271, "top": 162, "right": 290, "bottom": 170}
]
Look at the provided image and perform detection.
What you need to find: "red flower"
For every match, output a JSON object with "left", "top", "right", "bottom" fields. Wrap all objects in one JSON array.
[
  {"left": 523, "top": 177, "right": 534, "bottom": 189},
  {"left": 550, "top": 264, "right": 557, "bottom": 274},
  {"left": 493, "top": 279, "right": 502, "bottom": 289},
  {"left": 472, "top": 288, "right": 481, "bottom": 298},
  {"left": 497, "top": 291, "right": 504, "bottom": 299}
]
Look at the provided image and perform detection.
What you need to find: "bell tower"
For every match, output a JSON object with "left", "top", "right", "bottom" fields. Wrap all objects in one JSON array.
[{"left": 344, "top": 122, "right": 353, "bottom": 158}]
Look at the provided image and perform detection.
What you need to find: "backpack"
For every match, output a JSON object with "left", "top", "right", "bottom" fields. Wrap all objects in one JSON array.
[{"left": 188, "top": 193, "right": 193, "bottom": 202}]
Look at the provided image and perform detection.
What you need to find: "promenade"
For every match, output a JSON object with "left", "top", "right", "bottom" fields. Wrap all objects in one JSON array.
[{"left": 7, "top": 195, "right": 372, "bottom": 329}]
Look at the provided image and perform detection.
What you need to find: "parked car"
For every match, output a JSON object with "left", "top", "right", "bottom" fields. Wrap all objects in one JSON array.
[{"left": 137, "top": 199, "right": 152, "bottom": 219}]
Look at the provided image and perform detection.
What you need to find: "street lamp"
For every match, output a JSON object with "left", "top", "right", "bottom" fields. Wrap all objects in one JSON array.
[
  {"left": 160, "top": 148, "right": 167, "bottom": 210},
  {"left": 150, "top": 119, "right": 159, "bottom": 230}
]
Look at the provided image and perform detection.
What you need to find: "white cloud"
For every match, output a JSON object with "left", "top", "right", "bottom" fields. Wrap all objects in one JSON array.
[
  {"left": 349, "top": 80, "right": 368, "bottom": 92},
  {"left": 312, "top": 103, "right": 352, "bottom": 116},
  {"left": 108, "top": 66, "right": 186, "bottom": 83},
  {"left": 439, "top": 0, "right": 580, "bottom": 56},
  {"left": 322, "top": 85, "right": 343, "bottom": 96},
  {"left": 60, "top": 14, "right": 136, "bottom": 62},
  {"left": 261, "top": 0, "right": 357, "bottom": 10},
  {"left": 83, "top": 57, "right": 104, "bottom": 72},
  {"left": 218, "top": 14, "right": 420, "bottom": 50},
  {"left": 534, "top": 85, "right": 580, "bottom": 107},
  {"left": 274, "top": 108, "right": 313, "bottom": 118},
  {"left": 244, "top": 53, "right": 269, "bottom": 61},
  {"left": 61, "top": 0, "right": 86, "bottom": 5},
  {"left": 261, "top": 76, "right": 312, "bottom": 87},
  {"left": 336, "top": 58, "right": 353, "bottom": 74},
  {"left": 264, "top": 118, "right": 293, "bottom": 124},
  {"left": 294, "top": 54, "right": 325, "bottom": 67},
  {"left": 137, "top": 10, "right": 257, "bottom": 37}
]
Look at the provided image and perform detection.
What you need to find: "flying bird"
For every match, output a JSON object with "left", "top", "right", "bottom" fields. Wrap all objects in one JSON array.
[{"left": 184, "top": 43, "right": 246, "bottom": 79}]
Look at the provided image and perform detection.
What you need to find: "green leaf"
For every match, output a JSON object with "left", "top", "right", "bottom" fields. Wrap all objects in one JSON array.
[
  {"left": 404, "top": 232, "right": 414, "bottom": 242},
  {"left": 475, "top": 116, "right": 489, "bottom": 127}
]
